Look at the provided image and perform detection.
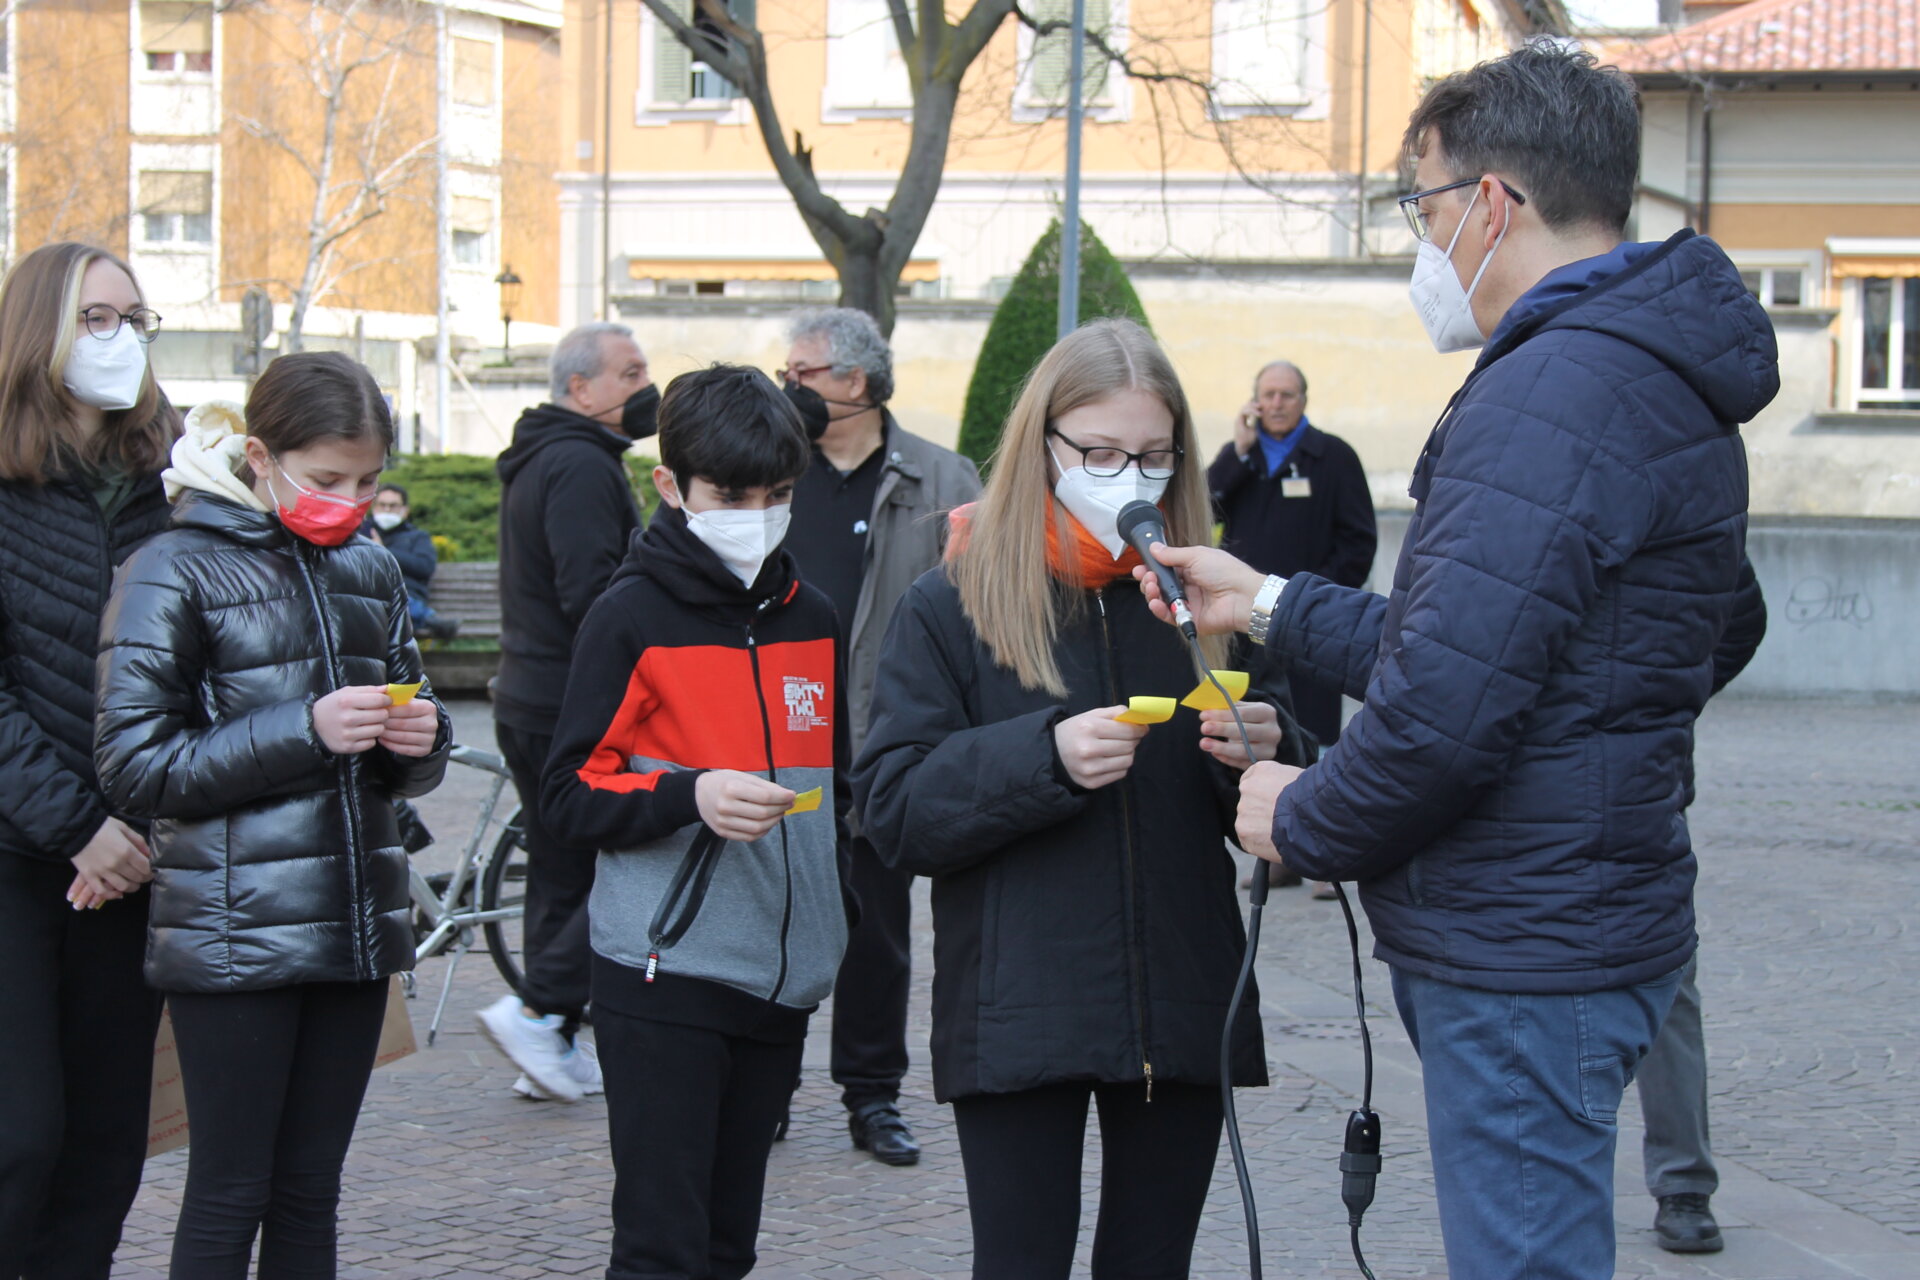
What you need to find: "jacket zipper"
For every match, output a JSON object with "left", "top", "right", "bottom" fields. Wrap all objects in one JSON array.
[
  {"left": 1094, "top": 590, "right": 1154, "bottom": 1100},
  {"left": 743, "top": 605, "right": 795, "bottom": 1004},
  {"left": 295, "top": 543, "right": 368, "bottom": 980}
]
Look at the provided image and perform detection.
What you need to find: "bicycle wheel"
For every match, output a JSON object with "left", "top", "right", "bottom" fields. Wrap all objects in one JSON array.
[{"left": 480, "top": 812, "right": 532, "bottom": 999}]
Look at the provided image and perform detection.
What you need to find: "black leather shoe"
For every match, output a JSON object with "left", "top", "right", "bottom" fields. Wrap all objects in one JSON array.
[
  {"left": 848, "top": 1101, "right": 920, "bottom": 1166},
  {"left": 1654, "top": 1193, "right": 1724, "bottom": 1253}
]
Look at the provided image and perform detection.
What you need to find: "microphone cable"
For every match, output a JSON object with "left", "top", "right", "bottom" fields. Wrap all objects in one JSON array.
[{"left": 1180, "top": 643, "right": 1379, "bottom": 1280}]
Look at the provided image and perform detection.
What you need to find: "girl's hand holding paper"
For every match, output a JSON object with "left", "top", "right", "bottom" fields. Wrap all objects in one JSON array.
[{"left": 1199, "top": 700, "right": 1281, "bottom": 771}]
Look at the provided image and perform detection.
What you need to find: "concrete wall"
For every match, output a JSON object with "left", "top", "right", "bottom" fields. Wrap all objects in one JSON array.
[{"left": 1371, "top": 513, "right": 1919, "bottom": 698}]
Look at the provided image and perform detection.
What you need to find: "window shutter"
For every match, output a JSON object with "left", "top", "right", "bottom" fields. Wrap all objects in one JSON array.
[
  {"left": 653, "top": 0, "right": 692, "bottom": 103},
  {"left": 1031, "top": 0, "right": 1111, "bottom": 106},
  {"left": 451, "top": 196, "right": 493, "bottom": 233},
  {"left": 1030, "top": 0, "right": 1069, "bottom": 103},
  {"left": 139, "top": 170, "right": 211, "bottom": 216},
  {"left": 1083, "top": 0, "right": 1111, "bottom": 104},
  {"left": 141, "top": 2, "right": 212, "bottom": 54},
  {"left": 453, "top": 37, "right": 494, "bottom": 106}
]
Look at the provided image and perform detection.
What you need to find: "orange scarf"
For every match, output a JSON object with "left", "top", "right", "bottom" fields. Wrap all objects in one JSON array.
[{"left": 946, "top": 502, "right": 1144, "bottom": 585}]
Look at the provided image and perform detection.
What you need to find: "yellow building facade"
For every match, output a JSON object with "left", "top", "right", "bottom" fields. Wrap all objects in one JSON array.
[
  {"left": 547, "top": 0, "right": 1547, "bottom": 483},
  {"left": 2, "top": 0, "right": 563, "bottom": 437}
]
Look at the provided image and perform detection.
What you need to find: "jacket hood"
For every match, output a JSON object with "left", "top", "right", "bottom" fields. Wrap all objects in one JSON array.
[
  {"left": 171, "top": 489, "right": 300, "bottom": 550},
  {"left": 162, "top": 401, "right": 272, "bottom": 513},
  {"left": 496, "top": 403, "right": 634, "bottom": 483},
  {"left": 1482, "top": 229, "right": 1780, "bottom": 427},
  {"left": 610, "top": 502, "right": 801, "bottom": 614}
]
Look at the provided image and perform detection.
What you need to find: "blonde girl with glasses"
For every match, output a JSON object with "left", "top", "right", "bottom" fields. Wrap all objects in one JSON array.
[{"left": 854, "top": 319, "right": 1306, "bottom": 1280}]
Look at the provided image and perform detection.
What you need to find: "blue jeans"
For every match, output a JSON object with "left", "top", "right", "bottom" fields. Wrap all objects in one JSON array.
[{"left": 1391, "top": 964, "right": 1685, "bottom": 1280}]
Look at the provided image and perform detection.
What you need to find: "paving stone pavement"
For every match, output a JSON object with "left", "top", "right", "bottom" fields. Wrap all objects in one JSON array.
[{"left": 115, "top": 697, "right": 1920, "bottom": 1278}]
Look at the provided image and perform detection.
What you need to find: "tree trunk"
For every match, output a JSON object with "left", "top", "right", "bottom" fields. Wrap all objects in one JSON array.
[{"left": 835, "top": 239, "right": 896, "bottom": 336}]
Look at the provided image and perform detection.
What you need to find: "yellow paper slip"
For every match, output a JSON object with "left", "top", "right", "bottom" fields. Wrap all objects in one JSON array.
[
  {"left": 385, "top": 681, "right": 423, "bottom": 705},
  {"left": 785, "top": 786, "right": 823, "bottom": 816},
  {"left": 1180, "top": 670, "right": 1249, "bottom": 710},
  {"left": 1115, "top": 696, "right": 1176, "bottom": 726}
]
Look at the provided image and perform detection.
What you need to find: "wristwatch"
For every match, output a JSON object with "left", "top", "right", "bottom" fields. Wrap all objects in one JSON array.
[{"left": 1247, "top": 574, "right": 1288, "bottom": 645}]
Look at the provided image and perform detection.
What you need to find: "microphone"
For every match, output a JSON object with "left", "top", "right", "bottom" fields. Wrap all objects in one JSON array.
[{"left": 1117, "top": 500, "right": 1197, "bottom": 640}]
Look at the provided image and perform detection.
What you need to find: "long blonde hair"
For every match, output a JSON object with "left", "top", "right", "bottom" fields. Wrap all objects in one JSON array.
[{"left": 953, "top": 319, "right": 1225, "bottom": 695}]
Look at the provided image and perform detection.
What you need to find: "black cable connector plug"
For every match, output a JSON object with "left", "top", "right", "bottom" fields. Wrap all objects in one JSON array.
[{"left": 1340, "top": 1107, "right": 1381, "bottom": 1224}]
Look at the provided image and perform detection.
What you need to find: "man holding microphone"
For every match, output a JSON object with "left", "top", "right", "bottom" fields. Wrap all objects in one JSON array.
[{"left": 1137, "top": 44, "right": 1776, "bottom": 1280}]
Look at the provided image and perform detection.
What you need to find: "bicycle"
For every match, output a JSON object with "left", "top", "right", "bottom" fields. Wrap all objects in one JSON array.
[{"left": 404, "top": 743, "right": 533, "bottom": 1044}]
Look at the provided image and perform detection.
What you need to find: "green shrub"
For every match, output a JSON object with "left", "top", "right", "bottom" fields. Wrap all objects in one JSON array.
[
  {"left": 956, "top": 218, "right": 1152, "bottom": 469},
  {"left": 380, "top": 452, "right": 659, "bottom": 562}
]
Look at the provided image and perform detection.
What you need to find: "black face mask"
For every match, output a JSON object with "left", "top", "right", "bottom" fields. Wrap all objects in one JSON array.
[
  {"left": 620, "top": 384, "right": 661, "bottom": 440},
  {"left": 782, "top": 382, "right": 832, "bottom": 442}
]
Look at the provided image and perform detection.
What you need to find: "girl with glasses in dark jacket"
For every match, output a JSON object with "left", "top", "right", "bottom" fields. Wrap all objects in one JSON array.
[
  {"left": 854, "top": 320, "right": 1302, "bottom": 1280},
  {"left": 94, "top": 350, "right": 450, "bottom": 1279},
  {"left": 0, "top": 241, "right": 179, "bottom": 1280}
]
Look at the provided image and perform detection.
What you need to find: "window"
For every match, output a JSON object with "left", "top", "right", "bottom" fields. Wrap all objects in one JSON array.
[
  {"left": 653, "top": 0, "right": 753, "bottom": 104},
  {"left": 142, "top": 3, "right": 213, "bottom": 74},
  {"left": 1740, "top": 267, "right": 1803, "bottom": 309},
  {"left": 452, "top": 36, "right": 495, "bottom": 107},
  {"left": 824, "top": 0, "right": 911, "bottom": 114},
  {"left": 451, "top": 196, "right": 493, "bottom": 267},
  {"left": 138, "top": 170, "right": 212, "bottom": 243},
  {"left": 1857, "top": 277, "right": 1920, "bottom": 411},
  {"left": 1026, "top": 0, "right": 1112, "bottom": 107},
  {"left": 1212, "top": 0, "right": 1311, "bottom": 111}
]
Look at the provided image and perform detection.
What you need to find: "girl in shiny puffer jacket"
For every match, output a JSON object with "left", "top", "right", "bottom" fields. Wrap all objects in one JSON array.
[{"left": 95, "top": 350, "right": 450, "bottom": 1279}]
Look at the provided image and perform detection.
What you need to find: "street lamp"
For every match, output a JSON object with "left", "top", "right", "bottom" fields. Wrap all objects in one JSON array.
[{"left": 494, "top": 266, "right": 523, "bottom": 363}]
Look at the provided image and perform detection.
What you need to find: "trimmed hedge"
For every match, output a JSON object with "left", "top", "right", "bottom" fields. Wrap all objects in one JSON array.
[
  {"left": 956, "top": 218, "right": 1151, "bottom": 468},
  {"left": 378, "top": 452, "right": 660, "bottom": 562}
]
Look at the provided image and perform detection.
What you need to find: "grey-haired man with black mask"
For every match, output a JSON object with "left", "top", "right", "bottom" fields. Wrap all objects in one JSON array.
[
  {"left": 478, "top": 322, "right": 656, "bottom": 1104},
  {"left": 778, "top": 307, "right": 980, "bottom": 1165}
]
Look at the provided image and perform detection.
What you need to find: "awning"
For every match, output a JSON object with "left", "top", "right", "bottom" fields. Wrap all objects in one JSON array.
[
  {"left": 1828, "top": 239, "right": 1920, "bottom": 280},
  {"left": 627, "top": 257, "right": 940, "bottom": 283},
  {"left": 1832, "top": 257, "right": 1920, "bottom": 280}
]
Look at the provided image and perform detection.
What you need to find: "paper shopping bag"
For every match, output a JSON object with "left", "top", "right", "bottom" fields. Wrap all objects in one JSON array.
[{"left": 147, "top": 975, "right": 417, "bottom": 1158}]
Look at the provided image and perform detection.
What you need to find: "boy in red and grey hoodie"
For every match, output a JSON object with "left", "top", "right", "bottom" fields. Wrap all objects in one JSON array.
[{"left": 541, "top": 365, "right": 852, "bottom": 1280}]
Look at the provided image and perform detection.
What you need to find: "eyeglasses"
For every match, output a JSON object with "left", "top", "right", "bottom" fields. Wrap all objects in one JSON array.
[
  {"left": 1047, "top": 427, "right": 1183, "bottom": 480},
  {"left": 78, "top": 304, "right": 163, "bottom": 343},
  {"left": 1398, "top": 177, "right": 1527, "bottom": 243},
  {"left": 776, "top": 362, "right": 835, "bottom": 384}
]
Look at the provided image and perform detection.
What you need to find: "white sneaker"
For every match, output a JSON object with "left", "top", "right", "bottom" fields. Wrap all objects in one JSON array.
[
  {"left": 512, "top": 1040, "right": 603, "bottom": 1100},
  {"left": 477, "top": 994, "right": 585, "bottom": 1103}
]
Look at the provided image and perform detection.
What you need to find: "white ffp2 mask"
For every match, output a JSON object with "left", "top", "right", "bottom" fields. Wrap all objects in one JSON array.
[
  {"left": 63, "top": 325, "right": 151, "bottom": 410},
  {"left": 686, "top": 504, "right": 792, "bottom": 588},
  {"left": 1050, "top": 444, "right": 1170, "bottom": 558},
  {"left": 1408, "top": 188, "right": 1508, "bottom": 354}
]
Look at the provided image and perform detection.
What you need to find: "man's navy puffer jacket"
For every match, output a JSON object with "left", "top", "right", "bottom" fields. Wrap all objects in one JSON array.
[{"left": 1268, "top": 230, "right": 1778, "bottom": 994}]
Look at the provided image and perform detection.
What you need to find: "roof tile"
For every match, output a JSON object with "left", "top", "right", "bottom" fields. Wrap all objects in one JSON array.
[{"left": 1608, "top": 0, "right": 1920, "bottom": 76}]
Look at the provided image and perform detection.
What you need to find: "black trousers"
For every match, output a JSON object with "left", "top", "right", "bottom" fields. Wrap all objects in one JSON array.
[
  {"left": 167, "top": 980, "right": 389, "bottom": 1280},
  {"left": 950, "top": 1081, "right": 1225, "bottom": 1280},
  {"left": 0, "top": 856, "right": 162, "bottom": 1280},
  {"left": 495, "top": 720, "right": 595, "bottom": 1022},
  {"left": 828, "top": 835, "right": 911, "bottom": 1110},
  {"left": 597, "top": 1006, "right": 804, "bottom": 1280}
]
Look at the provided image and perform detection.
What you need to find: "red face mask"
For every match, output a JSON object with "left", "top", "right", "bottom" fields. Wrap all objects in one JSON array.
[{"left": 268, "top": 461, "right": 373, "bottom": 547}]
